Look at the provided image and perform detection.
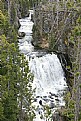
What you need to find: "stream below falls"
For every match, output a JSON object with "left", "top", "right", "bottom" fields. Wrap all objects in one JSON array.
[{"left": 18, "top": 10, "right": 67, "bottom": 121}]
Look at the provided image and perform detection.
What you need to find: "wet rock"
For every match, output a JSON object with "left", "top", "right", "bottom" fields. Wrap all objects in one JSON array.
[
  {"left": 43, "top": 98, "right": 49, "bottom": 102},
  {"left": 36, "top": 96, "right": 41, "bottom": 98},
  {"left": 39, "top": 100, "right": 42, "bottom": 105},
  {"left": 34, "top": 98, "right": 37, "bottom": 102},
  {"left": 49, "top": 102, "right": 55, "bottom": 109},
  {"left": 55, "top": 98, "right": 59, "bottom": 102},
  {"left": 43, "top": 96, "right": 47, "bottom": 98},
  {"left": 49, "top": 92, "right": 58, "bottom": 97},
  {"left": 50, "top": 99, "right": 54, "bottom": 102},
  {"left": 48, "top": 95, "right": 54, "bottom": 99},
  {"left": 18, "top": 32, "right": 25, "bottom": 39}
]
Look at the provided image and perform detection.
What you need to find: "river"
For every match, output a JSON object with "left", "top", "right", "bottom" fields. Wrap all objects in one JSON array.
[{"left": 18, "top": 10, "right": 67, "bottom": 121}]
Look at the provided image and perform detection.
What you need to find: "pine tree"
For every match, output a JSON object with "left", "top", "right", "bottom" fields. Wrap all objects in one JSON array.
[
  {"left": 0, "top": 35, "right": 35, "bottom": 121},
  {"left": 17, "top": 54, "right": 35, "bottom": 121},
  {"left": 0, "top": 35, "right": 18, "bottom": 121}
]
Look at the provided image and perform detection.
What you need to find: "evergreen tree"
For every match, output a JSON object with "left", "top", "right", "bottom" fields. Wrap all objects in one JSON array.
[
  {"left": 17, "top": 54, "right": 35, "bottom": 121},
  {"left": 0, "top": 35, "right": 35, "bottom": 121},
  {"left": 0, "top": 0, "right": 35, "bottom": 120},
  {"left": 0, "top": 35, "right": 18, "bottom": 121}
]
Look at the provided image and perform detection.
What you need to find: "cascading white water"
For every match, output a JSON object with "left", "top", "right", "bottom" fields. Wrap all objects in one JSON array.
[
  {"left": 18, "top": 10, "right": 67, "bottom": 121},
  {"left": 30, "top": 54, "right": 66, "bottom": 97},
  {"left": 18, "top": 13, "right": 34, "bottom": 54},
  {"left": 29, "top": 54, "right": 67, "bottom": 121}
]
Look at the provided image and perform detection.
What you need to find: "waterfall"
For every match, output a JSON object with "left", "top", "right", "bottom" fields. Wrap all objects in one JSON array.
[
  {"left": 18, "top": 11, "right": 34, "bottom": 54},
  {"left": 18, "top": 10, "right": 67, "bottom": 121},
  {"left": 29, "top": 54, "right": 66, "bottom": 97},
  {"left": 29, "top": 54, "right": 67, "bottom": 121}
]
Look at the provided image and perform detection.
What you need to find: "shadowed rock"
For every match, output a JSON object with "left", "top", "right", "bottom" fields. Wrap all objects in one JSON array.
[{"left": 17, "top": 32, "right": 25, "bottom": 39}]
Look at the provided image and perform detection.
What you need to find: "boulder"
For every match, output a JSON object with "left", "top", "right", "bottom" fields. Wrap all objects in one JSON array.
[{"left": 17, "top": 32, "right": 25, "bottom": 39}]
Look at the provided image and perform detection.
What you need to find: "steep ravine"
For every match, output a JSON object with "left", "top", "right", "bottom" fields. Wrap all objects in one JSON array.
[{"left": 18, "top": 10, "right": 68, "bottom": 121}]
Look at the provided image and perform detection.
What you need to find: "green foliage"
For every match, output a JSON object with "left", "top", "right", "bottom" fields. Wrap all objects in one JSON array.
[
  {"left": 68, "top": 112, "right": 74, "bottom": 120},
  {"left": 63, "top": 1, "right": 81, "bottom": 120},
  {"left": 79, "top": 84, "right": 81, "bottom": 88},
  {"left": 73, "top": 26, "right": 81, "bottom": 36},
  {"left": 17, "top": 54, "right": 35, "bottom": 121},
  {"left": 0, "top": 35, "right": 18, "bottom": 121},
  {"left": 44, "top": 105, "right": 52, "bottom": 120},
  {"left": 0, "top": 101, "right": 4, "bottom": 120},
  {"left": 0, "top": 10, "right": 6, "bottom": 26},
  {"left": 18, "top": 0, "right": 32, "bottom": 17},
  {"left": 66, "top": 1, "right": 74, "bottom": 9},
  {"left": 66, "top": 66, "right": 71, "bottom": 70},
  {"left": 0, "top": 34, "right": 35, "bottom": 120},
  {"left": 0, "top": 1, "right": 35, "bottom": 121},
  {"left": 32, "top": 24, "right": 41, "bottom": 42},
  {"left": 0, "top": 10, "right": 9, "bottom": 35},
  {"left": 77, "top": 16, "right": 81, "bottom": 24},
  {"left": 75, "top": 71, "right": 80, "bottom": 77},
  {"left": 49, "top": 34, "right": 56, "bottom": 50}
]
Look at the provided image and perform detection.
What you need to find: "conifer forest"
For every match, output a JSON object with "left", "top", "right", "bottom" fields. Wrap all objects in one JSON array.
[{"left": 0, "top": 0, "right": 81, "bottom": 121}]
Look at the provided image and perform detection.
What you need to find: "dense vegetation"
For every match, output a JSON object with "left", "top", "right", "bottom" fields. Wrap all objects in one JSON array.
[
  {"left": 33, "top": 0, "right": 81, "bottom": 121},
  {"left": 1, "top": 0, "right": 81, "bottom": 121},
  {"left": 0, "top": 0, "right": 36, "bottom": 121}
]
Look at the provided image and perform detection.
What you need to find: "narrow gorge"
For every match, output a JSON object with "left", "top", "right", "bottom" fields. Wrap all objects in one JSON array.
[
  {"left": 18, "top": 10, "right": 67, "bottom": 121},
  {"left": 1, "top": 1, "right": 81, "bottom": 121}
]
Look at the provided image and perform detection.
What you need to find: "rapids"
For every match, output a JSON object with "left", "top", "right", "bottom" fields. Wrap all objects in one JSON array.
[{"left": 18, "top": 10, "right": 67, "bottom": 121}]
